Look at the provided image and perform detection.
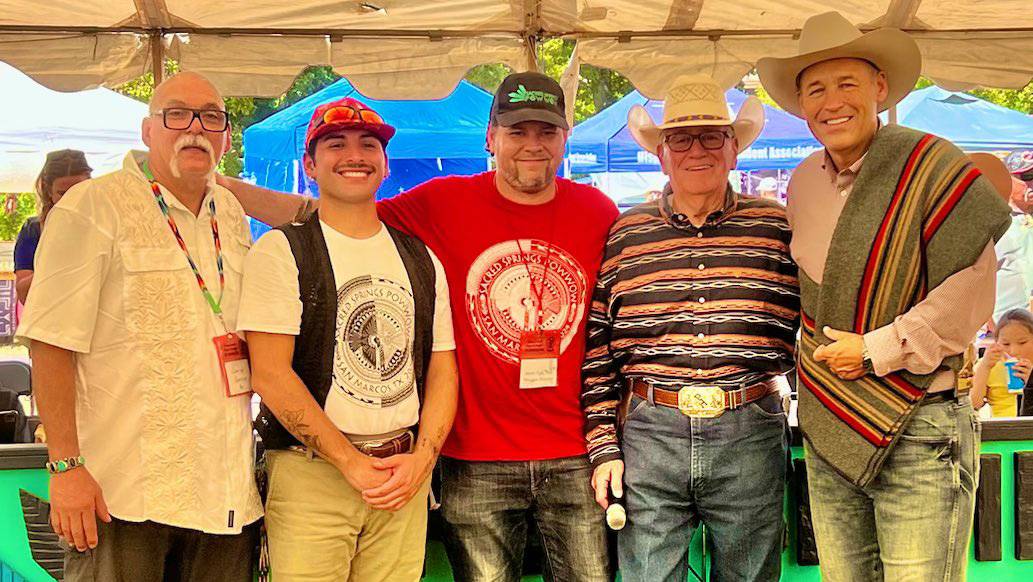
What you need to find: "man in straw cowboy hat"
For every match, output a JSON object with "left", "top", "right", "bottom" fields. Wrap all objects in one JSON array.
[
  {"left": 582, "top": 74, "right": 799, "bottom": 581},
  {"left": 757, "top": 11, "right": 1011, "bottom": 580}
]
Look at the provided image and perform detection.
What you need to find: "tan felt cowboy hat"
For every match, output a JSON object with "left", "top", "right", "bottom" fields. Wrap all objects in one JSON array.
[
  {"left": 756, "top": 11, "right": 921, "bottom": 118},
  {"left": 628, "top": 74, "right": 764, "bottom": 154}
]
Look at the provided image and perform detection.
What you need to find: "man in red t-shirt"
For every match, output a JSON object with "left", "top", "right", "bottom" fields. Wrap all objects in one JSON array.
[{"left": 223, "top": 72, "right": 618, "bottom": 581}]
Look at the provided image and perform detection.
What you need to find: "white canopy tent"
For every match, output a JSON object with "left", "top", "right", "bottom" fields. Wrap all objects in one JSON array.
[
  {"left": 0, "top": 1, "right": 1030, "bottom": 101},
  {"left": 0, "top": 61, "right": 147, "bottom": 193}
]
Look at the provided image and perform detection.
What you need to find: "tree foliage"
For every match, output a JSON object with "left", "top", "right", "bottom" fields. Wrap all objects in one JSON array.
[
  {"left": 465, "top": 63, "right": 513, "bottom": 95},
  {"left": 463, "top": 40, "right": 635, "bottom": 124},
  {"left": 113, "top": 55, "right": 1032, "bottom": 155},
  {"left": 971, "top": 84, "right": 1033, "bottom": 114},
  {"left": 102, "top": 53, "right": 1032, "bottom": 183},
  {"left": 0, "top": 193, "right": 40, "bottom": 241},
  {"left": 752, "top": 84, "right": 779, "bottom": 109},
  {"left": 2, "top": 44, "right": 1027, "bottom": 242}
]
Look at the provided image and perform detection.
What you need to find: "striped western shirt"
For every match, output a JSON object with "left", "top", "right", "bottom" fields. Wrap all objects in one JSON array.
[{"left": 581, "top": 187, "right": 800, "bottom": 466}]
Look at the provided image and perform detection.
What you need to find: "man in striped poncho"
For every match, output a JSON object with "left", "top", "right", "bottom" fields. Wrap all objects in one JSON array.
[
  {"left": 757, "top": 11, "right": 1013, "bottom": 581},
  {"left": 581, "top": 74, "right": 800, "bottom": 582}
]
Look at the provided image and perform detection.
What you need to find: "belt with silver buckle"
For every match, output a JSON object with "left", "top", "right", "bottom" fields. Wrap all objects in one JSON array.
[
  {"left": 288, "top": 429, "right": 414, "bottom": 459},
  {"left": 630, "top": 379, "right": 778, "bottom": 418},
  {"left": 351, "top": 430, "right": 414, "bottom": 458}
]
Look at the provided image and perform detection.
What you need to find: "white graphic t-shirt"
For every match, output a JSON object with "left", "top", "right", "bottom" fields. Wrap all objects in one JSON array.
[{"left": 237, "top": 220, "right": 454, "bottom": 436}]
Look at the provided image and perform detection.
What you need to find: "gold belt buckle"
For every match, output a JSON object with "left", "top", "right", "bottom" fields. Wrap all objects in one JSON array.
[{"left": 677, "top": 386, "right": 727, "bottom": 418}]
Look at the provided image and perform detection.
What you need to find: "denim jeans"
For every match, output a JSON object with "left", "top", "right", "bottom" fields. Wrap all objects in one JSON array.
[
  {"left": 439, "top": 455, "right": 611, "bottom": 582},
  {"left": 805, "top": 396, "right": 980, "bottom": 582},
  {"left": 618, "top": 391, "right": 788, "bottom": 582}
]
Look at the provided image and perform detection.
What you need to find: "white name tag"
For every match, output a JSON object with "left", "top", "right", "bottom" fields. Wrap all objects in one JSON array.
[
  {"left": 214, "top": 333, "right": 252, "bottom": 397},
  {"left": 519, "top": 330, "right": 560, "bottom": 389}
]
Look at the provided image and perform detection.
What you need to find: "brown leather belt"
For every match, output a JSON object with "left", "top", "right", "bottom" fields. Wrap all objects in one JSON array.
[
  {"left": 631, "top": 379, "right": 778, "bottom": 418},
  {"left": 351, "top": 430, "right": 414, "bottom": 458},
  {"left": 288, "top": 430, "right": 414, "bottom": 460}
]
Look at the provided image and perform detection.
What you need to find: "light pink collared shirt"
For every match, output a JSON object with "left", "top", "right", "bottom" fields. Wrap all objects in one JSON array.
[{"left": 786, "top": 147, "right": 997, "bottom": 390}]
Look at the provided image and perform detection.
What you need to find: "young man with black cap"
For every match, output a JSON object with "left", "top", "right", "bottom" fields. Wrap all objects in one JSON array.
[
  {"left": 236, "top": 97, "right": 458, "bottom": 582},
  {"left": 222, "top": 72, "right": 618, "bottom": 582}
]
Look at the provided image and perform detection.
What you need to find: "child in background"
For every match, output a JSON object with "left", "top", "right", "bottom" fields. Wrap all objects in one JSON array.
[{"left": 973, "top": 309, "right": 1033, "bottom": 417}]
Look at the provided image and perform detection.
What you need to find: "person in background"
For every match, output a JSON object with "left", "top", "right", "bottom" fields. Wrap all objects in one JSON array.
[
  {"left": 1005, "top": 150, "right": 1033, "bottom": 194},
  {"left": 972, "top": 309, "right": 1033, "bottom": 417},
  {"left": 997, "top": 150, "right": 1033, "bottom": 318},
  {"left": 757, "top": 176, "right": 780, "bottom": 202},
  {"left": 968, "top": 153, "right": 1028, "bottom": 334},
  {"left": 14, "top": 149, "right": 92, "bottom": 303}
]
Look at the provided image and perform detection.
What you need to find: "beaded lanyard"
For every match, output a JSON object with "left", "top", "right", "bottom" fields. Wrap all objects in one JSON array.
[{"left": 149, "top": 181, "right": 225, "bottom": 320}]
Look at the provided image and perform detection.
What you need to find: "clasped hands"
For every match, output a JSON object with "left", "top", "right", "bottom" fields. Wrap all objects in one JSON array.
[
  {"left": 341, "top": 449, "right": 435, "bottom": 512},
  {"left": 813, "top": 326, "right": 868, "bottom": 381}
]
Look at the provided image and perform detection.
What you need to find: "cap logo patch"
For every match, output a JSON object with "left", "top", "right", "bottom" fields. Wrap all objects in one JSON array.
[{"left": 508, "top": 84, "right": 559, "bottom": 106}]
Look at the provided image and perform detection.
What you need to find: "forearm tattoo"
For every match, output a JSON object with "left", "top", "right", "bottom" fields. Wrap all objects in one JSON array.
[
  {"left": 417, "top": 425, "right": 448, "bottom": 458},
  {"left": 281, "top": 409, "right": 322, "bottom": 452}
]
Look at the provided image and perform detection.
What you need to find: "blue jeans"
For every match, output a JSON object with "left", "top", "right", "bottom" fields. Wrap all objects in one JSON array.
[
  {"left": 805, "top": 396, "right": 980, "bottom": 582},
  {"left": 618, "top": 391, "right": 788, "bottom": 582},
  {"left": 439, "top": 455, "right": 611, "bottom": 582}
]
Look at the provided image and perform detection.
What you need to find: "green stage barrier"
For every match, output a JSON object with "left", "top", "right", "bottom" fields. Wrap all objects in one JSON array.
[{"left": 3, "top": 418, "right": 1033, "bottom": 581}]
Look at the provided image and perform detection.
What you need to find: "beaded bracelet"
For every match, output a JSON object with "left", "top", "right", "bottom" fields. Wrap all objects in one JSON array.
[{"left": 46, "top": 455, "right": 86, "bottom": 475}]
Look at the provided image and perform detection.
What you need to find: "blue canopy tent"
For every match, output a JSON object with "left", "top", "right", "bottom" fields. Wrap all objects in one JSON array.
[
  {"left": 567, "top": 89, "right": 821, "bottom": 175},
  {"left": 886, "top": 86, "right": 1033, "bottom": 152},
  {"left": 242, "top": 79, "right": 492, "bottom": 236}
]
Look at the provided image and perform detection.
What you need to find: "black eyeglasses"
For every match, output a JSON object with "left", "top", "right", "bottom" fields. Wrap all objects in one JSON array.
[
  {"left": 663, "top": 130, "right": 732, "bottom": 152},
  {"left": 155, "top": 108, "right": 229, "bottom": 132}
]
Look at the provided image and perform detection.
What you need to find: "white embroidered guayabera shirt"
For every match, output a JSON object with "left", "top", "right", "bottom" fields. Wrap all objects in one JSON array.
[{"left": 17, "top": 151, "right": 262, "bottom": 534}]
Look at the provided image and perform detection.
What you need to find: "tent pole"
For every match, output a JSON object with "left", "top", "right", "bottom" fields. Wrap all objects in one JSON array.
[
  {"left": 889, "top": 104, "right": 898, "bottom": 125},
  {"left": 524, "top": 34, "right": 540, "bottom": 72},
  {"left": 151, "top": 33, "right": 164, "bottom": 86}
]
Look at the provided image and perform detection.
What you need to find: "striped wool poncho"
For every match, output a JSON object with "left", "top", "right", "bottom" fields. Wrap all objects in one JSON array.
[{"left": 797, "top": 124, "right": 1012, "bottom": 487}]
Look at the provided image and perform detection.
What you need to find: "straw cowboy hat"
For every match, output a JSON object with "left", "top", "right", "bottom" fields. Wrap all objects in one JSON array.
[
  {"left": 756, "top": 11, "right": 921, "bottom": 118},
  {"left": 628, "top": 74, "right": 764, "bottom": 154}
]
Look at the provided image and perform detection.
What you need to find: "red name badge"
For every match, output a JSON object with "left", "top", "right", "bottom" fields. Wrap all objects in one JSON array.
[
  {"left": 213, "top": 333, "right": 252, "bottom": 397},
  {"left": 519, "top": 329, "right": 560, "bottom": 389}
]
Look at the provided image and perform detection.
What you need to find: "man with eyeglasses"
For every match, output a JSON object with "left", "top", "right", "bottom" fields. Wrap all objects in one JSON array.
[
  {"left": 17, "top": 71, "right": 261, "bottom": 581},
  {"left": 582, "top": 75, "right": 799, "bottom": 581}
]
